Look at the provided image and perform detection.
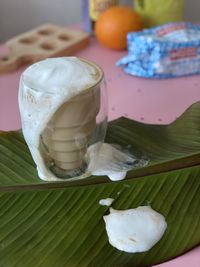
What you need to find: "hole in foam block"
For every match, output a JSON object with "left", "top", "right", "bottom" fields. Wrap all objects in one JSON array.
[
  {"left": 19, "top": 36, "right": 38, "bottom": 44},
  {"left": 1, "top": 57, "right": 9, "bottom": 61},
  {"left": 40, "top": 42, "right": 56, "bottom": 51},
  {"left": 38, "top": 28, "right": 55, "bottom": 35},
  {"left": 58, "top": 34, "right": 71, "bottom": 41}
]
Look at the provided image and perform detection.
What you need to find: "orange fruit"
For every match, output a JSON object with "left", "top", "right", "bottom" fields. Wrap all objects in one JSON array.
[{"left": 95, "top": 6, "right": 143, "bottom": 50}]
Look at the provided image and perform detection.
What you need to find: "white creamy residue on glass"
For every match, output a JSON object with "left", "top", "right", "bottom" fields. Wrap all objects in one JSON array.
[
  {"left": 19, "top": 57, "right": 148, "bottom": 182},
  {"left": 87, "top": 142, "right": 148, "bottom": 181},
  {"left": 19, "top": 57, "right": 99, "bottom": 181},
  {"left": 99, "top": 198, "right": 114, "bottom": 206},
  {"left": 103, "top": 206, "right": 167, "bottom": 253}
]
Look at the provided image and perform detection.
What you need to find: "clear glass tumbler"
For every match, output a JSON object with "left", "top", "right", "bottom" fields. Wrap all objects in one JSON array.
[{"left": 19, "top": 58, "right": 108, "bottom": 180}]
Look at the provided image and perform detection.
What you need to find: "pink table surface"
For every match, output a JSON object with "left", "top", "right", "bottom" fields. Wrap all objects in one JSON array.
[{"left": 1, "top": 37, "right": 200, "bottom": 266}]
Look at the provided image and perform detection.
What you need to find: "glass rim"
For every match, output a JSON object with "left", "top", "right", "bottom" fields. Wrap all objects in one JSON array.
[{"left": 21, "top": 57, "right": 104, "bottom": 95}]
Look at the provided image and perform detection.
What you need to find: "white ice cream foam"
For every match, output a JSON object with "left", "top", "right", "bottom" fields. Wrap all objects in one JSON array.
[
  {"left": 18, "top": 57, "right": 103, "bottom": 181},
  {"left": 99, "top": 198, "right": 114, "bottom": 206},
  {"left": 103, "top": 206, "right": 167, "bottom": 253},
  {"left": 86, "top": 142, "right": 148, "bottom": 181}
]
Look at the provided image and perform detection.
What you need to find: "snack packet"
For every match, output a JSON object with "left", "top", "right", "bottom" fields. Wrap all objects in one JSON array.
[{"left": 117, "top": 22, "right": 200, "bottom": 79}]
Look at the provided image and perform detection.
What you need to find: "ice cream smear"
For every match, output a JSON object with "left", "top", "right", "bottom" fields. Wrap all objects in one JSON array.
[
  {"left": 99, "top": 198, "right": 114, "bottom": 206},
  {"left": 103, "top": 206, "right": 167, "bottom": 253},
  {"left": 18, "top": 57, "right": 102, "bottom": 181},
  {"left": 86, "top": 143, "right": 148, "bottom": 181}
]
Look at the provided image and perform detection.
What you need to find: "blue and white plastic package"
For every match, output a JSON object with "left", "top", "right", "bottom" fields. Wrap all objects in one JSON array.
[{"left": 117, "top": 22, "right": 200, "bottom": 79}]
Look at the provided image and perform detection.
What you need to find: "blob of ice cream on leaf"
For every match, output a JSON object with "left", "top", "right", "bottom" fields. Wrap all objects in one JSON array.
[{"left": 103, "top": 206, "right": 167, "bottom": 253}]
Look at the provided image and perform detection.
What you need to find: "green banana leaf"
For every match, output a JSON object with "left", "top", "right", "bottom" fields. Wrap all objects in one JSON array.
[{"left": 1, "top": 101, "right": 200, "bottom": 267}]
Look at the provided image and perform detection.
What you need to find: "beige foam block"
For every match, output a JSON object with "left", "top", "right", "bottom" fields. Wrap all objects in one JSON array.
[{"left": 0, "top": 24, "right": 90, "bottom": 73}]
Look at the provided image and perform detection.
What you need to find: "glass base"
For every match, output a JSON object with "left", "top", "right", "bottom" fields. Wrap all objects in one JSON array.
[{"left": 49, "top": 161, "right": 88, "bottom": 179}]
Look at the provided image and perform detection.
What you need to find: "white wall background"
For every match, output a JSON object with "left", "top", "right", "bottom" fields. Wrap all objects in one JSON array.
[{"left": 0, "top": 0, "right": 199, "bottom": 42}]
